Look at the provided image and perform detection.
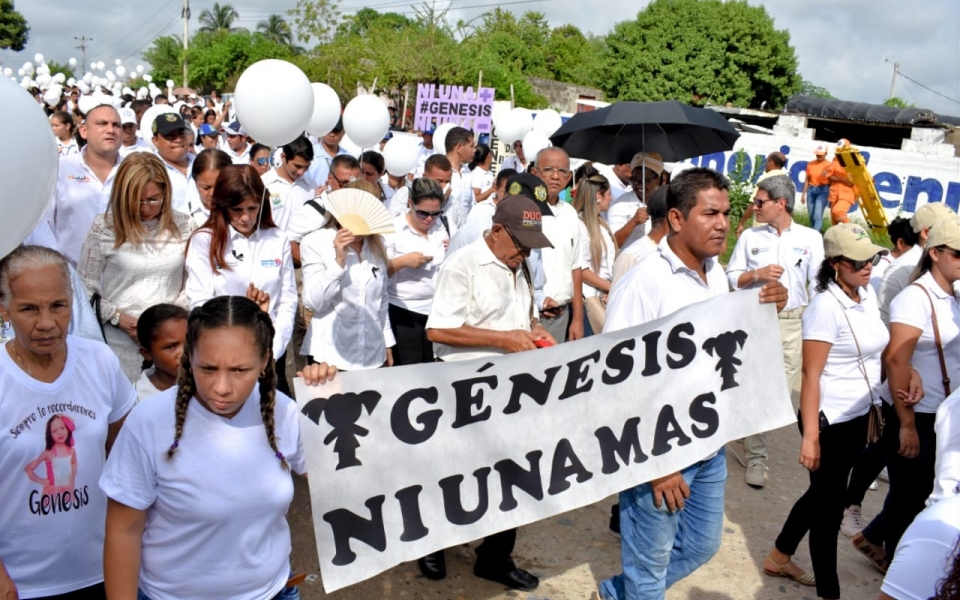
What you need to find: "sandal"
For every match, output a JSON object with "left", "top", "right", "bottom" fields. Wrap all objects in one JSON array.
[
  {"left": 851, "top": 532, "right": 890, "bottom": 574},
  {"left": 763, "top": 554, "right": 816, "bottom": 586}
]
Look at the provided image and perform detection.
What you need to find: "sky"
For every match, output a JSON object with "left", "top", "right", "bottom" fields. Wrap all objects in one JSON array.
[{"left": 3, "top": 0, "right": 959, "bottom": 116}]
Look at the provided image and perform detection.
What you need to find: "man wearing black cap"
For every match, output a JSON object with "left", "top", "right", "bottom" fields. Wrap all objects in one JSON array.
[
  {"left": 152, "top": 112, "right": 195, "bottom": 213},
  {"left": 306, "top": 117, "right": 350, "bottom": 190},
  {"left": 423, "top": 196, "right": 556, "bottom": 591}
]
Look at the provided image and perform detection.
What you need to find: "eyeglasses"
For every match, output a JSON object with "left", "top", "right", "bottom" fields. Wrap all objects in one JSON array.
[
  {"left": 140, "top": 196, "right": 163, "bottom": 205},
  {"left": 332, "top": 175, "right": 357, "bottom": 188},
  {"left": 504, "top": 226, "right": 530, "bottom": 255},
  {"left": 840, "top": 254, "right": 882, "bottom": 271},
  {"left": 937, "top": 246, "right": 960, "bottom": 259},
  {"left": 753, "top": 197, "right": 779, "bottom": 208},
  {"left": 414, "top": 208, "right": 443, "bottom": 220},
  {"left": 255, "top": 157, "right": 269, "bottom": 166},
  {"left": 537, "top": 167, "right": 570, "bottom": 177}
]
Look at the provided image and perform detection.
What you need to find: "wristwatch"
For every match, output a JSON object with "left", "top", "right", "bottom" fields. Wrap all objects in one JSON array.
[{"left": 110, "top": 311, "right": 121, "bottom": 327}]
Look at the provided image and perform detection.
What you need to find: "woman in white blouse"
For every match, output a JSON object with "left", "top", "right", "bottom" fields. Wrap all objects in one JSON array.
[
  {"left": 469, "top": 144, "right": 495, "bottom": 203},
  {"left": 78, "top": 152, "right": 196, "bottom": 382},
  {"left": 857, "top": 216, "right": 960, "bottom": 562},
  {"left": 572, "top": 168, "right": 617, "bottom": 335},
  {"left": 187, "top": 148, "right": 232, "bottom": 223},
  {"left": 184, "top": 164, "right": 297, "bottom": 395},
  {"left": 50, "top": 110, "right": 80, "bottom": 157},
  {"left": 300, "top": 181, "right": 395, "bottom": 370},
  {"left": 385, "top": 178, "right": 453, "bottom": 365}
]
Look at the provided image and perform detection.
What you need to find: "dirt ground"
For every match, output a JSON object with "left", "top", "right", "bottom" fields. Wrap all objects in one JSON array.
[{"left": 286, "top": 401, "right": 889, "bottom": 600}]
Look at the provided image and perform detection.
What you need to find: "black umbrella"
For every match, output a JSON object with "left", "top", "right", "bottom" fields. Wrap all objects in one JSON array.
[{"left": 549, "top": 100, "right": 740, "bottom": 164}]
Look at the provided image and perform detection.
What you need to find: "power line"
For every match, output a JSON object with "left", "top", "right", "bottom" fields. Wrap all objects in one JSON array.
[
  {"left": 74, "top": 36, "right": 92, "bottom": 68},
  {"left": 89, "top": 0, "right": 180, "bottom": 62},
  {"left": 897, "top": 70, "right": 960, "bottom": 105}
]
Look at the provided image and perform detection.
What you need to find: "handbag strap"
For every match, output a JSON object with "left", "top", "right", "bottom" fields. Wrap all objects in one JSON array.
[
  {"left": 910, "top": 282, "right": 952, "bottom": 397},
  {"left": 828, "top": 287, "right": 877, "bottom": 406}
]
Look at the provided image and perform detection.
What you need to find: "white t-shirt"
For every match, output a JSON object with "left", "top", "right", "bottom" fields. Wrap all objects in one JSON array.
[
  {"left": 541, "top": 200, "right": 583, "bottom": 305},
  {"left": 447, "top": 165, "right": 473, "bottom": 228},
  {"left": 500, "top": 155, "right": 527, "bottom": 174},
  {"left": 611, "top": 234, "right": 659, "bottom": 286},
  {"left": 155, "top": 152, "right": 196, "bottom": 214},
  {"left": 889, "top": 272, "right": 960, "bottom": 412},
  {"left": 880, "top": 494, "right": 960, "bottom": 600},
  {"left": 470, "top": 167, "right": 494, "bottom": 194},
  {"left": 384, "top": 215, "right": 452, "bottom": 315},
  {"left": 578, "top": 219, "right": 616, "bottom": 297},
  {"left": 878, "top": 244, "right": 922, "bottom": 325},
  {"left": 930, "top": 388, "right": 960, "bottom": 506},
  {"left": 135, "top": 367, "right": 163, "bottom": 404},
  {"left": 869, "top": 254, "right": 893, "bottom": 294},
  {"left": 802, "top": 283, "right": 889, "bottom": 424},
  {"left": 387, "top": 185, "right": 411, "bottom": 218},
  {"left": 0, "top": 336, "right": 135, "bottom": 598},
  {"left": 606, "top": 190, "right": 646, "bottom": 251},
  {"left": 100, "top": 388, "right": 305, "bottom": 600},
  {"left": 261, "top": 168, "right": 314, "bottom": 233}
]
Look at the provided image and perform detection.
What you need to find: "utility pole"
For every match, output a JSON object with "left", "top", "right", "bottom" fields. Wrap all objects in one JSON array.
[
  {"left": 182, "top": 0, "right": 190, "bottom": 88},
  {"left": 74, "top": 36, "right": 92, "bottom": 69},
  {"left": 885, "top": 58, "right": 899, "bottom": 99}
]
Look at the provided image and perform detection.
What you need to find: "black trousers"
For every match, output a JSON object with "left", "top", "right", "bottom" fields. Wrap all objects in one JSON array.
[
  {"left": 389, "top": 304, "right": 433, "bottom": 366},
  {"left": 775, "top": 412, "right": 868, "bottom": 600},
  {"left": 844, "top": 439, "right": 885, "bottom": 508},
  {"left": 474, "top": 529, "right": 517, "bottom": 565},
  {"left": 36, "top": 583, "right": 106, "bottom": 600},
  {"left": 862, "top": 402, "right": 937, "bottom": 554}
]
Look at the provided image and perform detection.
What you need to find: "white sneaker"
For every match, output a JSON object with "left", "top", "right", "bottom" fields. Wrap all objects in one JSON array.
[
  {"left": 878, "top": 467, "right": 889, "bottom": 482},
  {"left": 869, "top": 479, "right": 879, "bottom": 490},
  {"left": 841, "top": 505, "right": 863, "bottom": 537}
]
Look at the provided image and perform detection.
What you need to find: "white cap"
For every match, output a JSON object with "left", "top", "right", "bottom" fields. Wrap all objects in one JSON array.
[{"left": 119, "top": 107, "right": 137, "bottom": 125}]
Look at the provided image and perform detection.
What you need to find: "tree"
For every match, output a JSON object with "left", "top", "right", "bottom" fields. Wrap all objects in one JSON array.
[
  {"left": 143, "top": 35, "right": 184, "bottom": 87},
  {"left": 601, "top": 0, "right": 800, "bottom": 109},
  {"left": 45, "top": 60, "right": 75, "bottom": 80},
  {"left": 545, "top": 25, "right": 603, "bottom": 86},
  {"left": 198, "top": 3, "right": 243, "bottom": 34},
  {"left": 288, "top": 0, "right": 341, "bottom": 47},
  {"left": 883, "top": 96, "right": 915, "bottom": 108},
  {"left": 799, "top": 79, "right": 834, "bottom": 100},
  {"left": 257, "top": 14, "right": 293, "bottom": 46},
  {"left": 186, "top": 30, "right": 293, "bottom": 91},
  {"left": 0, "top": 0, "right": 29, "bottom": 51}
]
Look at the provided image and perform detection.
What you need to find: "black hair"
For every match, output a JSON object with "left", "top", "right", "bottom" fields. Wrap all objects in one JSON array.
[
  {"left": 424, "top": 154, "right": 452, "bottom": 174},
  {"left": 814, "top": 258, "right": 838, "bottom": 293},
  {"left": 768, "top": 152, "right": 787, "bottom": 169},
  {"left": 281, "top": 135, "right": 314, "bottom": 162},
  {"left": 647, "top": 185, "right": 669, "bottom": 223},
  {"left": 137, "top": 303, "right": 189, "bottom": 370},
  {"left": 249, "top": 143, "right": 270, "bottom": 158},
  {"left": 167, "top": 296, "right": 287, "bottom": 469},
  {"left": 360, "top": 150, "right": 385, "bottom": 175},
  {"left": 411, "top": 178, "right": 444, "bottom": 205},
  {"left": 156, "top": 94, "right": 168, "bottom": 103},
  {"left": 495, "top": 168, "right": 517, "bottom": 190},
  {"left": 667, "top": 167, "right": 731, "bottom": 218},
  {"left": 888, "top": 216, "right": 918, "bottom": 248},
  {"left": 444, "top": 126, "right": 472, "bottom": 154},
  {"left": 331, "top": 154, "right": 360, "bottom": 172},
  {"left": 469, "top": 143, "right": 491, "bottom": 170},
  {"left": 130, "top": 99, "right": 151, "bottom": 113},
  {"left": 191, "top": 148, "right": 232, "bottom": 180},
  {"left": 574, "top": 162, "right": 600, "bottom": 183}
]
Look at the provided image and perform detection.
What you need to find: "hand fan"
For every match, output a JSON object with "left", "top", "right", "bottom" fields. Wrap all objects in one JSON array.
[{"left": 322, "top": 188, "right": 395, "bottom": 235}]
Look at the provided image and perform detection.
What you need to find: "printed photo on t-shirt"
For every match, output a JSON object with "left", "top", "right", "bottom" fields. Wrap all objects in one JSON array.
[{"left": 23, "top": 413, "right": 90, "bottom": 513}]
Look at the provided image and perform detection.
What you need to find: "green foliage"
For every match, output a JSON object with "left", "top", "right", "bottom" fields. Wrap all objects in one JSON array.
[
  {"left": 601, "top": 0, "right": 800, "bottom": 109},
  {"left": 142, "top": 35, "right": 184, "bottom": 87},
  {"left": 45, "top": 60, "right": 75, "bottom": 80},
  {"left": 545, "top": 25, "right": 603, "bottom": 87},
  {"left": 800, "top": 79, "right": 834, "bottom": 99},
  {"left": 198, "top": 3, "right": 243, "bottom": 34},
  {"left": 288, "top": 0, "right": 341, "bottom": 46},
  {"left": 726, "top": 151, "right": 755, "bottom": 222},
  {"left": 257, "top": 14, "right": 293, "bottom": 47},
  {"left": 883, "top": 96, "right": 915, "bottom": 108},
  {"left": 0, "top": 0, "right": 28, "bottom": 51}
]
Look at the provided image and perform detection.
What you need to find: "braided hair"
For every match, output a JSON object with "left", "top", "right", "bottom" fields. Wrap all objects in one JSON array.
[{"left": 166, "top": 296, "right": 288, "bottom": 470}]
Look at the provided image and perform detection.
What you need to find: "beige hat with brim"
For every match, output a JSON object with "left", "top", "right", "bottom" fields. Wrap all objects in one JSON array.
[
  {"left": 824, "top": 223, "right": 889, "bottom": 261},
  {"left": 925, "top": 216, "right": 960, "bottom": 250},
  {"left": 910, "top": 202, "right": 956, "bottom": 233}
]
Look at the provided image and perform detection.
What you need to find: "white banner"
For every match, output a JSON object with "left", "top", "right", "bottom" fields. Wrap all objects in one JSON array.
[{"left": 295, "top": 291, "right": 796, "bottom": 592}]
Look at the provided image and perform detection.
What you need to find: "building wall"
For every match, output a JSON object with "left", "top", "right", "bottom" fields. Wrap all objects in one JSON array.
[{"left": 527, "top": 77, "right": 604, "bottom": 114}]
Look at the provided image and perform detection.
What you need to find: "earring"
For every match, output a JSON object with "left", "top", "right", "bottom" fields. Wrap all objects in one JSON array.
[{"left": 834, "top": 267, "right": 839, "bottom": 282}]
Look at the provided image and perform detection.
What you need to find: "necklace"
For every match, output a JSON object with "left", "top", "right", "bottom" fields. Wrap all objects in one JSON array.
[{"left": 10, "top": 341, "right": 66, "bottom": 379}]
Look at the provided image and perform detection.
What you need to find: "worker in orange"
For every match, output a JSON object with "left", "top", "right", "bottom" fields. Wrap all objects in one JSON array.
[
  {"left": 827, "top": 139, "right": 858, "bottom": 224},
  {"left": 801, "top": 144, "right": 832, "bottom": 232}
]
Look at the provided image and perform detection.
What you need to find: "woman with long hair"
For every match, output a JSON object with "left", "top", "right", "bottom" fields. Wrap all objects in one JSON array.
[
  {"left": 300, "top": 182, "right": 395, "bottom": 370},
  {"left": 385, "top": 178, "right": 453, "bottom": 365},
  {"left": 0, "top": 245, "right": 135, "bottom": 600},
  {"left": 184, "top": 165, "right": 298, "bottom": 394},
  {"left": 102, "top": 295, "right": 336, "bottom": 600},
  {"left": 360, "top": 150, "right": 388, "bottom": 202},
  {"left": 50, "top": 110, "right": 79, "bottom": 156},
  {"left": 78, "top": 152, "right": 196, "bottom": 382},
  {"left": 469, "top": 143, "right": 495, "bottom": 203},
  {"left": 188, "top": 148, "right": 233, "bottom": 223},
  {"left": 572, "top": 168, "right": 617, "bottom": 335}
]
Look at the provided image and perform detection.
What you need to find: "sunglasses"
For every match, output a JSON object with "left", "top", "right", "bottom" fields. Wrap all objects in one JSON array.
[
  {"left": 414, "top": 208, "right": 443, "bottom": 220},
  {"left": 255, "top": 157, "right": 269, "bottom": 166},
  {"left": 938, "top": 246, "right": 960, "bottom": 259},
  {"left": 753, "top": 197, "right": 779, "bottom": 208},
  {"left": 840, "top": 254, "right": 882, "bottom": 271}
]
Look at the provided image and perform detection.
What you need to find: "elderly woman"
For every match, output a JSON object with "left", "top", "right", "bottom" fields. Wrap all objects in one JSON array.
[
  {"left": 0, "top": 245, "right": 135, "bottom": 600},
  {"left": 78, "top": 152, "right": 196, "bottom": 382}
]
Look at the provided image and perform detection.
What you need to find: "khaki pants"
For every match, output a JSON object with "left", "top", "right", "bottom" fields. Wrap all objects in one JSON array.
[{"left": 744, "top": 309, "right": 803, "bottom": 465}]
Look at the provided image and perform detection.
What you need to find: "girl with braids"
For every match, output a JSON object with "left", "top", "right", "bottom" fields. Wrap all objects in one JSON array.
[{"left": 101, "top": 296, "right": 336, "bottom": 600}]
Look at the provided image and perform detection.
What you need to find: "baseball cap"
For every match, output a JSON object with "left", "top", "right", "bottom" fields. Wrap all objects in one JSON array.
[
  {"left": 814, "top": 144, "right": 827, "bottom": 156},
  {"left": 925, "top": 215, "right": 960, "bottom": 250},
  {"left": 629, "top": 152, "right": 664, "bottom": 175},
  {"left": 505, "top": 173, "right": 549, "bottom": 209},
  {"left": 910, "top": 202, "right": 956, "bottom": 233},
  {"left": 823, "top": 223, "right": 889, "bottom": 261},
  {"left": 493, "top": 195, "right": 554, "bottom": 250},
  {"left": 198, "top": 123, "right": 217, "bottom": 137},
  {"left": 152, "top": 112, "right": 188, "bottom": 136},
  {"left": 118, "top": 107, "right": 136, "bottom": 126},
  {"left": 224, "top": 120, "right": 245, "bottom": 136},
  {"left": 837, "top": 138, "right": 851, "bottom": 149}
]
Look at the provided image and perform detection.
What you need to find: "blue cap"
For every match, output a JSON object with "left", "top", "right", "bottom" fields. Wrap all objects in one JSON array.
[{"left": 198, "top": 124, "right": 217, "bottom": 137}]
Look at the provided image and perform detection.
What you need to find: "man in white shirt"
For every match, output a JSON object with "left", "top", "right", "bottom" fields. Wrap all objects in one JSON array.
[
  {"left": 594, "top": 160, "right": 633, "bottom": 199},
  {"left": 223, "top": 120, "right": 251, "bottom": 165},
  {"left": 878, "top": 201, "right": 956, "bottom": 324},
  {"left": 599, "top": 168, "right": 788, "bottom": 600},
  {"left": 735, "top": 151, "right": 789, "bottom": 236},
  {"left": 287, "top": 154, "right": 361, "bottom": 266},
  {"left": 413, "top": 127, "right": 439, "bottom": 178},
  {"left": 118, "top": 107, "right": 147, "bottom": 158},
  {"left": 151, "top": 113, "right": 195, "bottom": 213},
  {"left": 445, "top": 126, "right": 476, "bottom": 228},
  {"left": 611, "top": 185, "right": 669, "bottom": 285},
  {"left": 305, "top": 118, "right": 350, "bottom": 189},
  {"left": 48, "top": 103, "right": 123, "bottom": 265},
  {"left": 726, "top": 174, "right": 824, "bottom": 488},
  {"left": 425, "top": 195, "right": 556, "bottom": 591},
  {"left": 607, "top": 152, "right": 663, "bottom": 252},
  {"left": 195, "top": 124, "right": 219, "bottom": 152},
  {"left": 530, "top": 147, "right": 585, "bottom": 342},
  {"left": 499, "top": 140, "right": 528, "bottom": 174},
  {"left": 261, "top": 135, "right": 314, "bottom": 232}
]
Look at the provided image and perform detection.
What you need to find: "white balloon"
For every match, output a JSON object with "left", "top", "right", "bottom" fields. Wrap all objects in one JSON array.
[
  {"left": 96, "top": 61, "right": 105, "bottom": 71},
  {"left": 338, "top": 132, "right": 362, "bottom": 157},
  {"left": 53, "top": 72, "right": 66, "bottom": 84},
  {"left": 105, "top": 71, "right": 116, "bottom": 82},
  {"left": 36, "top": 74, "right": 51, "bottom": 87},
  {"left": 165, "top": 79, "right": 174, "bottom": 88},
  {"left": 306, "top": 83, "right": 341, "bottom": 138},
  {"left": 533, "top": 109, "right": 563, "bottom": 137},
  {"left": 19, "top": 79, "right": 30, "bottom": 89},
  {"left": 143, "top": 74, "right": 152, "bottom": 83},
  {"left": 33, "top": 53, "right": 43, "bottom": 64},
  {"left": 137, "top": 87, "right": 148, "bottom": 99},
  {"left": 67, "top": 77, "right": 76, "bottom": 87},
  {"left": 115, "top": 59, "right": 122, "bottom": 66},
  {"left": 138, "top": 105, "right": 177, "bottom": 150},
  {"left": 136, "top": 65, "right": 144, "bottom": 74},
  {"left": 234, "top": 59, "right": 314, "bottom": 147},
  {"left": 90, "top": 61, "right": 97, "bottom": 70},
  {"left": 77, "top": 94, "right": 97, "bottom": 114},
  {"left": 342, "top": 95, "right": 390, "bottom": 149},
  {"left": 515, "top": 108, "right": 534, "bottom": 137},
  {"left": 77, "top": 82, "right": 90, "bottom": 94},
  {"left": 16, "top": 68, "right": 24, "bottom": 77},
  {"left": 116, "top": 66, "right": 126, "bottom": 77},
  {"left": 37, "top": 65, "right": 50, "bottom": 77},
  {"left": 22, "top": 62, "right": 33, "bottom": 75},
  {"left": 3, "top": 68, "right": 12, "bottom": 77},
  {"left": 381, "top": 137, "right": 420, "bottom": 177},
  {"left": 522, "top": 129, "right": 551, "bottom": 162},
  {"left": 0, "top": 77, "right": 58, "bottom": 256},
  {"left": 433, "top": 123, "right": 457, "bottom": 155},
  {"left": 68, "top": 57, "right": 78, "bottom": 67},
  {"left": 494, "top": 111, "right": 524, "bottom": 145},
  {"left": 42, "top": 85, "right": 62, "bottom": 107}
]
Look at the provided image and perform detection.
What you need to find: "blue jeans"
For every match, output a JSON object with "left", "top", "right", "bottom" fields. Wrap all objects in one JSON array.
[
  {"left": 138, "top": 584, "right": 300, "bottom": 600},
  {"left": 599, "top": 449, "right": 726, "bottom": 600},
  {"left": 807, "top": 185, "right": 829, "bottom": 232}
]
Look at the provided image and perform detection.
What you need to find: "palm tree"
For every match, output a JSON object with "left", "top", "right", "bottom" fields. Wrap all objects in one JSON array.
[
  {"left": 257, "top": 14, "right": 293, "bottom": 46},
  {"left": 198, "top": 3, "right": 241, "bottom": 33}
]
